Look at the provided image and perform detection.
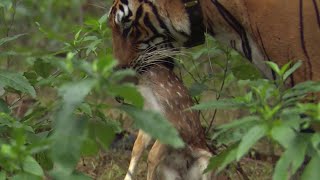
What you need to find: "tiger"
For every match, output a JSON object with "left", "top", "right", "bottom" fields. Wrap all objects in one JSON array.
[
  {"left": 108, "top": 0, "right": 320, "bottom": 179},
  {"left": 108, "top": 0, "right": 320, "bottom": 84}
]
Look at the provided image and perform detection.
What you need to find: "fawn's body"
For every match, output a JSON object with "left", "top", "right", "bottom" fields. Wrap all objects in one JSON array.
[{"left": 124, "top": 65, "right": 224, "bottom": 180}]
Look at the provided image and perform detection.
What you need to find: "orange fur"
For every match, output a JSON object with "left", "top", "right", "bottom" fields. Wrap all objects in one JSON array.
[{"left": 108, "top": 0, "right": 320, "bottom": 83}]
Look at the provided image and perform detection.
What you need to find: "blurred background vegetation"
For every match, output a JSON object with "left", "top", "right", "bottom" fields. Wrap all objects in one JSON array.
[{"left": 1, "top": 0, "right": 320, "bottom": 180}]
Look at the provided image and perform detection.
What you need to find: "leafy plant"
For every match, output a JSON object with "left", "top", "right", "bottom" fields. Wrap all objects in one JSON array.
[
  {"left": 1, "top": 0, "right": 320, "bottom": 179},
  {"left": 0, "top": 1, "right": 183, "bottom": 179},
  {"left": 193, "top": 61, "right": 320, "bottom": 179}
]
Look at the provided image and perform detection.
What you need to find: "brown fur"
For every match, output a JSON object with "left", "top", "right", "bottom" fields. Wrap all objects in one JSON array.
[
  {"left": 108, "top": 0, "right": 320, "bottom": 83},
  {"left": 124, "top": 66, "right": 227, "bottom": 180}
]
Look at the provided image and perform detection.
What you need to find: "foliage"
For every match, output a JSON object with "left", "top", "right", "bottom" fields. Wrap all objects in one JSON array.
[
  {"left": 1, "top": 0, "right": 319, "bottom": 179},
  {"left": 193, "top": 61, "right": 320, "bottom": 179},
  {"left": 0, "top": 0, "right": 182, "bottom": 179}
]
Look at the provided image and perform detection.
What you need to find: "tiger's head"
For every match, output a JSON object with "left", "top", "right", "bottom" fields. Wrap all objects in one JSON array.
[{"left": 108, "top": 0, "right": 204, "bottom": 71}]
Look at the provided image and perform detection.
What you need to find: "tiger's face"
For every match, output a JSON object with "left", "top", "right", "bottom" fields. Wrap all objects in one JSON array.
[{"left": 108, "top": 0, "right": 192, "bottom": 68}]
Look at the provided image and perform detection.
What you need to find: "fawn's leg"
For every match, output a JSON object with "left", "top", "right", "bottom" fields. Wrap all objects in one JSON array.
[
  {"left": 147, "top": 140, "right": 168, "bottom": 180},
  {"left": 124, "top": 130, "right": 152, "bottom": 180}
]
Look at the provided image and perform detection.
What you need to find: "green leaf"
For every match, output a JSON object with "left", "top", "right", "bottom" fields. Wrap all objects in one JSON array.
[
  {"left": 33, "top": 59, "right": 54, "bottom": 78},
  {"left": 23, "top": 71, "right": 38, "bottom": 85},
  {"left": 50, "top": 116, "right": 88, "bottom": 175},
  {"left": 23, "top": 156, "right": 44, "bottom": 177},
  {"left": 88, "top": 120, "right": 115, "bottom": 150},
  {"left": 120, "top": 105, "right": 184, "bottom": 148},
  {"left": 0, "top": 34, "right": 26, "bottom": 46},
  {"left": 110, "top": 69, "right": 136, "bottom": 83},
  {"left": 78, "top": 103, "right": 93, "bottom": 117},
  {"left": 35, "top": 152, "right": 53, "bottom": 171},
  {"left": 231, "top": 64, "right": 262, "bottom": 80},
  {"left": 205, "top": 143, "right": 238, "bottom": 173},
  {"left": 0, "top": 0, "right": 12, "bottom": 9},
  {"left": 311, "top": 134, "right": 320, "bottom": 156},
  {"left": 0, "top": 171, "right": 6, "bottom": 180},
  {"left": 265, "top": 61, "right": 280, "bottom": 75},
  {"left": 301, "top": 155, "right": 320, "bottom": 180},
  {"left": 283, "top": 61, "right": 302, "bottom": 80},
  {"left": 11, "top": 173, "right": 41, "bottom": 180},
  {"left": 93, "top": 55, "right": 117, "bottom": 76},
  {"left": 189, "top": 82, "right": 208, "bottom": 97},
  {"left": 50, "top": 79, "right": 96, "bottom": 174},
  {"left": 99, "top": 13, "right": 109, "bottom": 25},
  {"left": 271, "top": 125, "right": 297, "bottom": 148},
  {"left": 81, "top": 138, "right": 99, "bottom": 156},
  {"left": 58, "top": 79, "right": 96, "bottom": 106},
  {"left": 74, "top": 29, "right": 82, "bottom": 41},
  {"left": 50, "top": 172, "right": 92, "bottom": 180},
  {"left": 217, "top": 116, "right": 259, "bottom": 131},
  {"left": 191, "top": 99, "right": 244, "bottom": 110},
  {"left": 0, "top": 70, "right": 36, "bottom": 97},
  {"left": 0, "top": 99, "right": 10, "bottom": 114},
  {"left": 284, "top": 81, "right": 320, "bottom": 99},
  {"left": 108, "top": 84, "right": 144, "bottom": 108},
  {"left": 236, "top": 124, "right": 267, "bottom": 160},
  {"left": 279, "top": 61, "right": 292, "bottom": 76},
  {"left": 273, "top": 136, "right": 308, "bottom": 180}
]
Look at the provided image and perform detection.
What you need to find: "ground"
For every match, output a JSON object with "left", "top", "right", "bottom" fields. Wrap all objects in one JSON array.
[{"left": 76, "top": 131, "right": 274, "bottom": 180}]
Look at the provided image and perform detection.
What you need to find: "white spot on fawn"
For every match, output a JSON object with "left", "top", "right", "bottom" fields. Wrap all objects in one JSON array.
[
  {"left": 183, "top": 104, "right": 188, "bottom": 110},
  {"left": 177, "top": 92, "right": 182, "bottom": 97},
  {"left": 165, "top": 99, "right": 173, "bottom": 109}
]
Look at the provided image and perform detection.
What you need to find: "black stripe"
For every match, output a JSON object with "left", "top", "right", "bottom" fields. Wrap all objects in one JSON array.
[
  {"left": 120, "top": 0, "right": 128, "bottom": 5},
  {"left": 230, "top": 40, "right": 236, "bottom": 49},
  {"left": 137, "top": 35, "right": 166, "bottom": 44},
  {"left": 135, "top": 5, "right": 143, "bottom": 23},
  {"left": 256, "top": 27, "right": 276, "bottom": 80},
  {"left": 256, "top": 27, "right": 271, "bottom": 61},
  {"left": 211, "top": 0, "right": 252, "bottom": 61},
  {"left": 289, "top": 63, "right": 296, "bottom": 87},
  {"left": 133, "top": 28, "right": 142, "bottom": 39},
  {"left": 144, "top": 13, "right": 159, "bottom": 35},
  {"left": 119, "top": 4, "right": 124, "bottom": 12},
  {"left": 299, "top": 0, "right": 313, "bottom": 80},
  {"left": 145, "top": 2, "right": 170, "bottom": 33},
  {"left": 123, "top": 27, "right": 131, "bottom": 37},
  {"left": 123, "top": 10, "right": 133, "bottom": 23},
  {"left": 206, "top": 21, "right": 216, "bottom": 36},
  {"left": 144, "top": 1, "right": 179, "bottom": 43},
  {"left": 312, "top": 0, "right": 320, "bottom": 29}
]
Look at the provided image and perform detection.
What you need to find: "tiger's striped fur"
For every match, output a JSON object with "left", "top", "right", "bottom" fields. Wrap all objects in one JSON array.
[{"left": 108, "top": 0, "right": 320, "bottom": 84}]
